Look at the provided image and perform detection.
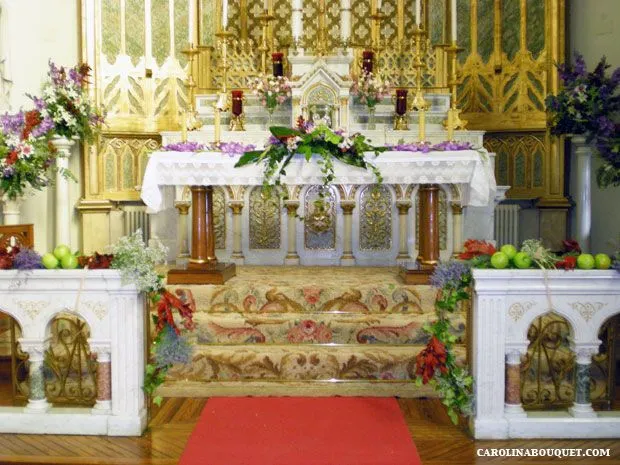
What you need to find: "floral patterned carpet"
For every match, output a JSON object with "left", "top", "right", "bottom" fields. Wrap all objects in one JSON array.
[{"left": 162, "top": 266, "right": 467, "bottom": 397}]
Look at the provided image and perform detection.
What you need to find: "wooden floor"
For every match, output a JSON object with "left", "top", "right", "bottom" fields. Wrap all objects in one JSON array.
[{"left": 0, "top": 396, "right": 619, "bottom": 465}]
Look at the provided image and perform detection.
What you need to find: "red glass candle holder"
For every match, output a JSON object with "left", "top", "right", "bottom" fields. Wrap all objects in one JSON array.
[
  {"left": 362, "top": 50, "right": 374, "bottom": 74},
  {"left": 395, "top": 89, "right": 408, "bottom": 115},
  {"left": 231, "top": 90, "right": 243, "bottom": 116},
  {"left": 272, "top": 52, "right": 284, "bottom": 77}
]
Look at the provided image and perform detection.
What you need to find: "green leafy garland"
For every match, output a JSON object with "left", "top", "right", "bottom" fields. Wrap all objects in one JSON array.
[
  {"left": 235, "top": 119, "right": 384, "bottom": 200},
  {"left": 416, "top": 261, "right": 474, "bottom": 424}
]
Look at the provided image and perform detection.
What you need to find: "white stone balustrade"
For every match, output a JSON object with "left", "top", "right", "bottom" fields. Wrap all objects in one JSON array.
[
  {"left": 471, "top": 269, "right": 620, "bottom": 439},
  {"left": 0, "top": 270, "right": 146, "bottom": 436}
]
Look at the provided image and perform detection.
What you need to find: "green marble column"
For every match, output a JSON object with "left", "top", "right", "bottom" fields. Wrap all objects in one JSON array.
[{"left": 574, "top": 362, "right": 591, "bottom": 405}]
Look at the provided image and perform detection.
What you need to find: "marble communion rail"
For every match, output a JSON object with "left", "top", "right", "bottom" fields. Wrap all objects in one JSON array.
[{"left": 0, "top": 270, "right": 146, "bottom": 436}]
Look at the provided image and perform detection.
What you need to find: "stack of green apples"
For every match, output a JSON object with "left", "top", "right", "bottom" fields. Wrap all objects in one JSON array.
[
  {"left": 41, "top": 245, "right": 79, "bottom": 269},
  {"left": 489, "top": 244, "right": 611, "bottom": 270}
]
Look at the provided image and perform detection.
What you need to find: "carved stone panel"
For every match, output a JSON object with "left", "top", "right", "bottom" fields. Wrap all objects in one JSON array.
[
  {"left": 359, "top": 185, "right": 392, "bottom": 251},
  {"left": 213, "top": 187, "right": 226, "bottom": 250},
  {"left": 304, "top": 186, "right": 336, "bottom": 250},
  {"left": 249, "top": 187, "right": 281, "bottom": 250}
]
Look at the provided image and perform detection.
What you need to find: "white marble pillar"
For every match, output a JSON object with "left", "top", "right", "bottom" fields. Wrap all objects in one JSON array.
[
  {"left": 571, "top": 136, "right": 592, "bottom": 252},
  {"left": 340, "top": 0, "right": 351, "bottom": 46},
  {"left": 568, "top": 345, "right": 598, "bottom": 418},
  {"left": 284, "top": 201, "right": 300, "bottom": 265},
  {"left": 2, "top": 196, "right": 21, "bottom": 225},
  {"left": 175, "top": 201, "right": 190, "bottom": 265},
  {"left": 451, "top": 201, "right": 463, "bottom": 257},
  {"left": 504, "top": 347, "right": 527, "bottom": 418},
  {"left": 19, "top": 339, "right": 50, "bottom": 413},
  {"left": 229, "top": 201, "right": 245, "bottom": 265},
  {"left": 340, "top": 201, "right": 355, "bottom": 266},
  {"left": 396, "top": 200, "right": 411, "bottom": 263},
  {"left": 292, "top": 0, "right": 304, "bottom": 46},
  {"left": 51, "top": 136, "right": 76, "bottom": 248}
]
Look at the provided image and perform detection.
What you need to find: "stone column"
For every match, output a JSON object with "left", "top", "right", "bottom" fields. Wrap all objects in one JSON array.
[
  {"left": 340, "top": 0, "right": 351, "bottom": 45},
  {"left": 175, "top": 201, "right": 191, "bottom": 266},
  {"left": 451, "top": 201, "right": 463, "bottom": 257},
  {"left": 340, "top": 201, "right": 356, "bottom": 266},
  {"left": 284, "top": 201, "right": 300, "bottom": 265},
  {"left": 569, "top": 345, "right": 598, "bottom": 418},
  {"left": 90, "top": 345, "right": 112, "bottom": 414},
  {"left": 571, "top": 136, "right": 592, "bottom": 252},
  {"left": 51, "top": 136, "right": 76, "bottom": 248},
  {"left": 504, "top": 348, "right": 527, "bottom": 417},
  {"left": 396, "top": 200, "right": 411, "bottom": 263},
  {"left": 229, "top": 201, "right": 245, "bottom": 265},
  {"left": 20, "top": 340, "right": 50, "bottom": 413}
]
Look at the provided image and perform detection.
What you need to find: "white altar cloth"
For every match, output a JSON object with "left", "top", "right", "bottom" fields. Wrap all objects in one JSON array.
[{"left": 141, "top": 150, "right": 495, "bottom": 212}]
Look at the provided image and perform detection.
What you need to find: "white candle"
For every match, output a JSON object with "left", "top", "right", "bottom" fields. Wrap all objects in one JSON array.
[
  {"left": 222, "top": 0, "right": 228, "bottom": 29},
  {"left": 451, "top": 0, "right": 457, "bottom": 42},
  {"left": 263, "top": 0, "right": 268, "bottom": 10},
  {"left": 415, "top": 0, "right": 421, "bottom": 26},
  {"left": 377, "top": 0, "right": 382, "bottom": 9}
]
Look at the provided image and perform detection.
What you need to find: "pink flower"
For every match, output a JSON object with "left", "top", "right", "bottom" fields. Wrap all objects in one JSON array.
[
  {"left": 302, "top": 287, "right": 321, "bottom": 305},
  {"left": 243, "top": 294, "right": 257, "bottom": 311},
  {"left": 287, "top": 320, "right": 333, "bottom": 343}
]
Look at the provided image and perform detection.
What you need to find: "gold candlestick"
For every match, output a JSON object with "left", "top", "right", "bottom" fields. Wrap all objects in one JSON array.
[
  {"left": 257, "top": 11, "right": 275, "bottom": 73},
  {"left": 181, "top": 43, "right": 203, "bottom": 131},
  {"left": 444, "top": 41, "right": 467, "bottom": 136},
  {"left": 181, "top": 111, "right": 188, "bottom": 142},
  {"left": 410, "top": 25, "right": 429, "bottom": 142},
  {"left": 214, "top": 92, "right": 228, "bottom": 144},
  {"left": 315, "top": 0, "right": 328, "bottom": 56}
]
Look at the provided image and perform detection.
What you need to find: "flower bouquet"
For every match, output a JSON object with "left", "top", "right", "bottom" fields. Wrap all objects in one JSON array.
[
  {"left": 546, "top": 54, "right": 620, "bottom": 188},
  {"left": 235, "top": 117, "right": 384, "bottom": 198},
  {"left": 0, "top": 109, "right": 72, "bottom": 200},
  {"left": 32, "top": 61, "right": 105, "bottom": 142},
  {"left": 248, "top": 74, "right": 292, "bottom": 124},
  {"left": 350, "top": 70, "right": 391, "bottom": 129}
]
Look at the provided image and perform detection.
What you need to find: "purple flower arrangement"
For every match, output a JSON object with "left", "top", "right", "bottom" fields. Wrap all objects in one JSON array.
[
  {"left": 162, "top": 141, "right": 256, "bottom": 157},
  {"left": 13, "top": 248, "right": 44, "bottom": 270},
  {"left": 387, "top": 141, "right": 474, "bottom": 152},
  {"left": 429, "top": 260, "right": 471, "bottom": 289},
  {"left": 546, "top": 53, "right": 620, "bottom": 188}
]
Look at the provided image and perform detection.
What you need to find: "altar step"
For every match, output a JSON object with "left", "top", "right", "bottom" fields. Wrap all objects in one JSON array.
[{"left": 162, "top": 266, "right": 468, "bottom": 397}]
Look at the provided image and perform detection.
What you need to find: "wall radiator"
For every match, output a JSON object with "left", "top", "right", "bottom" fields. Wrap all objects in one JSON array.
[
  {"left": 123, "top": 206, "right": 150, "bottom": 243},
  {"left": 494, "top": 204, "right": 520, "bottom": 247}
]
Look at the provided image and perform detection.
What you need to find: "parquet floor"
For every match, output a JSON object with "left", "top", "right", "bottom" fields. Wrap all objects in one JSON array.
[{"left": 0, "top": 396, "right": 619, "bottom": 465}]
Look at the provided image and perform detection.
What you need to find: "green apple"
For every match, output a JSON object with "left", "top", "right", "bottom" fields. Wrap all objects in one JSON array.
[
  {"left": 500, "top": 244, "right": 518, "bottom": 260},
  {"left": 491, "top": 251, "right": 509, "bottom": 269},
  {"left": 42, "top": 253, "right": 59, "bottom": 269},
  {"left": 577, "top": 253, "right": 595, "bottom": 270},
  {"left": 60, "top": 254, "right": 79, "bottom": 269},
  {"left": 594, "top": 253, "right": 611, "bottom": 270},
  {"left": 53, "top": 244, "right": 71, "bottom": 261},
  {"left": 513, "top": 252, "right": 532, "bottom": 269}
]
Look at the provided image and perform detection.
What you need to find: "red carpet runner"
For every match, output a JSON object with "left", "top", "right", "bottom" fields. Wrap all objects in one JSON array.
[{"left": 180, "top": 397, "right": 422, "bottom": 465}]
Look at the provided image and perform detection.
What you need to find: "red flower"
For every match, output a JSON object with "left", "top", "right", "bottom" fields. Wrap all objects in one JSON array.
[
  {"left": 556, "top": 255, "right": 577, "bottom": 270},
  {"left": 22, "top": 110, "right": 42, "bottom": 140},
  {"left": 155, "top": 290, "right": 195, "bottom": 336},
  {"left": 562, "top": 239, "right": 581, "bottom": 254},
  {"left": 6, "top": 151, "right": 18, "bottom": 165},
  {"left": 415, "top": 336, "right": 448, "bottom": 384},
  {"left": 458, "top": 239, "right": 496, "bottom": 260}
]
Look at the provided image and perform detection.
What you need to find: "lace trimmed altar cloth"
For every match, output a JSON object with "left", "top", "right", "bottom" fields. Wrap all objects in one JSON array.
[{"left": 141, "top": 150, "right": 496, "bottom": 212}]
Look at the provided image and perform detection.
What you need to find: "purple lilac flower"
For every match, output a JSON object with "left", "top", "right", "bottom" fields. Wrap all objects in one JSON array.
[
  {"left": 0, "top": 111, "right": 25, "bottom": 136},
  {"left": 217, "top": 142, "right": 256, "bottom": 156},
  {"left": 387, "top": 142, "right": 432, "bottom": 152},
  {"left": 154, "top": 323, "right": 192, "bottom": 368},
  {"left": 161, "top": 141, "right": 206, "bottom": 152},
  {"left": 68, "top": 68, "right": 84, "bottom": 86},
  {"left": 3, "top": 167, "right": 15, "bottom": 178},
  {"left": 433, "top": 140, "right": 474, "bottom": 151},
  {"left": 28, "top": 95, "right": 46, "bottom": 111},
  {"left": 31, "top": 117, "right": 54, "bottom": 138},
  {"left": 267, "top": 135, "right": 281, "bottom": 146},
  {"left": 574, "top": 53, "right": 587, "bottom": 77},
  {"left": 48, "top": 60, "right": 66, "bottom": 86},
  {"left": 13, "top": 248, "right": 44, "bottom": 270},
  {"left": 429, "top": 260, "right": 471, "bottom": 289},
  {"left": 597, "top": 116, "right": 615, "bottom": 137}
]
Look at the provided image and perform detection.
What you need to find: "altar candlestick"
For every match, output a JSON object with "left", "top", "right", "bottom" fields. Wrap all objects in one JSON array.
[
  {"left": 447, "top": 109, "right": 454, "bottom": 141},
  {"left": 451, "top": 0, "right": 457, "bottom": 42},
  {"left": 214, "top": 108, "right": 221, "bottom": 143},
  {"left": 231, "top": 90, "right": 243, "bottom": 116},
  {"left": 395, "top": 89, "right": 407, "bottom": 115},
  {"left": 377, "top": 0, "right": 382, "bottom": 9},
  {"left": 264, "top": 0, "right": 268, "bottom": 10},
  {"left": 418, "top": 109, "right": 426, "bottom": 142},
  {"left": 222, "top": 0, "right": 228, "bottom": 29},
  {"left": 272, "top": 52, "right": 284, "bottom": 77},
  {"left": 181, "top": 112, "right": 188, "bottom": 142},
  {"left": 415, "top": 0, "right": 421, "bottom": 26}
]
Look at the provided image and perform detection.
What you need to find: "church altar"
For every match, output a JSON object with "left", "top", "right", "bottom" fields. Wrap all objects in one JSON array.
[{"left": 142, "top": 148, "right": 497, "bottom": 282}]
